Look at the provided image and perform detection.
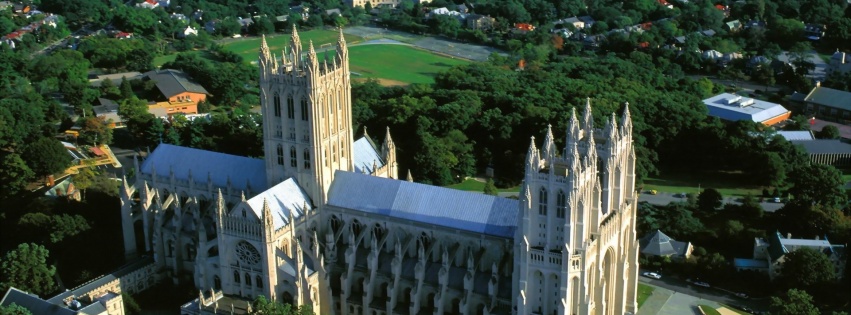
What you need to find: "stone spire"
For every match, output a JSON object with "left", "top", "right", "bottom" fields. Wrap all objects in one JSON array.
[
  {"left": 336, "top": 27, "right": 348, "bottom": 63},
  {"left": 606, "top": 112, "right": 618, "bottom": 142},
  {"left": 541, "top": 124, "right": 555, "bottom": 161},
  {"left": 621, "top": 102, "right": 632, "bottom": 137},
  {"left": 582, "top": 97, "right": 594, "bottom": 135},
  {"left": 382, "top": 126, "right": 395, "bottom": 158},
  {"left": 262, "top": 198, "right": 274, "bottom": 228},
  {"left": 566, "top": 107, "right": 581, "bottom": 156},
  {"left": 406, "top": 170, "right": 413, "bottom": 182},
  {"left": 525, "top": 136, "right": 538, "bottom": 172},
  {"left": 307, "top": 40, "right": 318, "bottom": 70},
  {"left": 259, "top": 34, "right": 271, "bottom": 63},
  {"left": 290, "top": 25, "right": 302, "bottom": 67}
]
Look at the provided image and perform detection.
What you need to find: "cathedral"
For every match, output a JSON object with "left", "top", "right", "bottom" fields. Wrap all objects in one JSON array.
[{"left": 119, "top": 28, "right": 640, "bottom": 315}]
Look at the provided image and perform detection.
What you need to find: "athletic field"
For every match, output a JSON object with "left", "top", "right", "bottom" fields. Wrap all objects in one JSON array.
[{"left": 347, "top": 44, "right": 469, "bottom": 85}]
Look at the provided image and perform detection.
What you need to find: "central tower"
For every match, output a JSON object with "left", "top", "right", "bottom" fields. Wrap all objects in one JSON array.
[{"left": 259, "top": 27, "right": 354, "bottom": 206}]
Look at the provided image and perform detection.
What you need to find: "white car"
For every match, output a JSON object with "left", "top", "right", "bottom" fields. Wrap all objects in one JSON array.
[
  {"left": 693, "top": 281, "right": 711, "bottom": 288},
  {"left": 642, "top": 272, "right": 662, "bottom": 279}
]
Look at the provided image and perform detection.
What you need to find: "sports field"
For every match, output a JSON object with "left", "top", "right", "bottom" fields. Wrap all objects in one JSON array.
[{"left": 347, "top": 44, "right": 469, "bottom": 85}]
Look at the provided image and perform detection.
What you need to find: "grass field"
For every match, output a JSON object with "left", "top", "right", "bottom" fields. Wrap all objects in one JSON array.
[
  {"left": 348, "top": 44, "right": 469, "bottom": 85},
  {"left": 637, "top": 283, "right": 654, "bottom": 309},
  {"left": 698, "top": 305, "right": 722, "bottom": 315},
  {"left": 642, "top": 170, "right": 764, "bottom": 197},
  {"left": 154, "top": 30, "right": 362, "bottom": 67}
]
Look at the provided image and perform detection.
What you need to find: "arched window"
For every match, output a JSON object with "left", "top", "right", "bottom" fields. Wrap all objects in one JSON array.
[
  {"left": 167, "top": 240, "right": 174, "bottom": 257},
  {"left": 538, "top": 187, "right": 548, "bottom": 216},
  {"left": 273, "top": 93, "right": 281, "bottom": 117},
  {"left": 303, "top": 150, "right": 311, "bottom": 169},
  {"left": 256, "top": 275, "right": 262, "bottom": 288},
  {"left": 556, "top": 190, "right": 566, "bottom": 219},
  {"left": 276, "top": 144, "right": 284, "bottom": 165},
  {"left": 245, "top": 273, "right": 252, "bottom": 286},
  {"left": 234, "top": 270, "right": 240, "bottom": 283},
  {"left": 301, "top": 99, "right": 308, "bottom": 121},
  {"left": 287, "top": 96, "right": 295, "bottom": 119},
  {"left": 290, "top": 146, "right": 297, "bottom": 167},
  {"left": 332, "top": 146, "right": 337, "bottom": 163},
  {"left": 214, "top": 276, "right": 221, "bottom": 290}
]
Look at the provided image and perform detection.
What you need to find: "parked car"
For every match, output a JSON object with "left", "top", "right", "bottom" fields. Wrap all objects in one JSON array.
[
  {"left": 642, "top": 272, "right": 662, "bottom": 279},
  {"left": 773, "top": 197, "right": 782, "bottom": 203},
  {"left": 693, "top": 281, "right": 711, "bottom": 288},
  {"left": 648, "top": 190, "right": 658, "bottom": 195},
  {"left": 674, "top": 192, "right": 686, "bottom": 198},
  {"left": 735, "top": 292, "right": 749, "bottom": 298}
]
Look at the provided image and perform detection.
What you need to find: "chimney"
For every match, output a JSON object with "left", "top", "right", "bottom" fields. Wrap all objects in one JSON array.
[
  {"left": 787, "top": 233, "right": 792, "bottom": 239},
  {"left": 815, "top": 235, "right": 819, "bottom": 240},
  {"left": 816, "top": 81, "right": 821, "bottom": 87}
]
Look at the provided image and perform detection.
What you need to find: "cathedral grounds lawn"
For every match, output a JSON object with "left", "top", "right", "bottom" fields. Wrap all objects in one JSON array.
[
  {"left": 642, "top": 170, "right": 764, "bottom": 197},
  {"left": 637, "top": 283, "right": 654, "bottom": 308},
  {"left": 347, "top": 44, "right": 470, "bottom": 85}
]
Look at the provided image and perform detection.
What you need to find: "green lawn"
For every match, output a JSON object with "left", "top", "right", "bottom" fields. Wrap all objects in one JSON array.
[
  {"left": 445, "top": 178, "right": 519, "bottom": 193},
  {"left": 637, "top": 283, "right": 654, "bottom": 309},
  {"left": 348, "top": 44, "right": 470, "bottom": 85},
  {"left": 643, "top": 170, "right": 764, "bottom": 197},
  {"left": 154, "top": 30, "right": 362, "bottom": 67},
  {"left": 698, "top": 305, "right": 722, "bottom": 315}
]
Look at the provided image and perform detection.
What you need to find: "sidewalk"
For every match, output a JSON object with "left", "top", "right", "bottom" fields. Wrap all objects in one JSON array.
[{"left": 639, "top": 286, "right": 674, "bottom": 315}]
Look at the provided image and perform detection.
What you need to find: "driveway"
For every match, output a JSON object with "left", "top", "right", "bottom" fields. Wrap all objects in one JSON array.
[
  {"left": 638, "top": 191, "right": 784, "bottom": 212},
  {"left": 775, "top": 50, "right": 827, "bottom": 81},
  {"left": 344, "top": 25, "right": 505, "bottom": 61},
  {"left": 638, "top": 277, "right": 767, "bottom": 314}
]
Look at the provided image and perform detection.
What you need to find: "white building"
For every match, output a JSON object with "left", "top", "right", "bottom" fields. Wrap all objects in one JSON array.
[{"left": 120, "top": 28, "right": 639, "bottom": 315}]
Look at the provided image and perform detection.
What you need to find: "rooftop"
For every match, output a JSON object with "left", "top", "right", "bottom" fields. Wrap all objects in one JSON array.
[
  {"left": 703, "top": 93, "right": 790, "bottom": 123},
  {"left": 143, "top": 69, "right": 210, "bottom": 98},
  {"left": 804, "top": 86, "right": 851, "bottom": 111},
  {"left": 352, "top": 136, "right": 384, "bottom": 174},
  {"left": 791, "top": 139, "right": 851, "bottom": 154},
  {"left": 140, "top": 144, "right": 266, "bottom": 192},
  {"left": 776, "top": 130, "right": 814, "bottom": 141},
  {"left": 1, "top": 288, "right": 77, "bottom": 315},
  {"left": 327, "top": 171, "right": 519, "bottom": 238},
  {"left": 244, "top": 178, "right": 312, "bottom": 230}
]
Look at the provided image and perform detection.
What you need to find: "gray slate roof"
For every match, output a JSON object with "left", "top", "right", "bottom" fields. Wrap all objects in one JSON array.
[
  {"left": 804, "top": 86, "right": 851, "bottom": 111},
  {"left": 639, "top": 230, "right": 690, "bottom": 257},
  {"left": 353, "top": 136, "right": 384, "bottom": 174},
  {"left": 327, "top": 171, "right": 520, "bottom": 238},
  {"left": 245, "top": 178, "right": 312, "bottom": 230},
  {"left": 143, "top": 69, "right": 210, "bottom": 98},
  {"left": 1, "top": 288, "right": 77, "bottom": 315},
  {"left": 140, "top": 144, "right": 266, "bottom": 192},
  {"left": 792, "top": 139, "right": 851, "bottom": 154}
]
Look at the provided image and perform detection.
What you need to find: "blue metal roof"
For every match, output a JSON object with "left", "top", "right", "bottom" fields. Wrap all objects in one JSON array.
[
  {"left": 140, "top": 144, "right": 267, "bottom": 192},
  {"left": 352, "top": 136, "right": 384, "bottom": 174},
  {"left": 327, "top": 171, "right": 520, "bottom": 238},
  {"left": 246, "top": 177, "right": 312, "bottom": 230},
  {"left": 733, "top": 258, "right": 768, "bottom": 269}
]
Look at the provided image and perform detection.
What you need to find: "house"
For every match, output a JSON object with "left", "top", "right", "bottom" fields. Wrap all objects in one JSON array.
[
  {"left": 554, "top": 16, "right": 585, "bottom": 30},
  {"left": 714, "top": 4, "right": 729, "bottom": 17},
  {"left": 827, "top": 50, "right": 851, "bottom": 76},
  {"left": 789, "top": 83, "right": 851, "bottom": 122},
  {"left": 514, "top": 23, "right": 535, "bottom": 32},
  {"left": 456, "top": 4, "right": 468, "bottom": 13},
  {"left": 325, "top": 8, "right": 341, "bottom": 16},
  {"left": 93, "top": 98, "right": 123, "bottom": 128},
  {"left": 745, "top": 20, "right": 766, "bottom": 29},
  {"left": 191, "top": 9, "right": 203, "bottom": 21},
  {"left": 12, "top": 3, "right": 29, "bottom": 14},
  {"left": 204, "top": 20, "right": 216, "bottom": 33},
  {"left": 135, "top": 0, "right": 158, "bottom": 9},
  {"left": 702, "top": 49, "right": 723, "bottom": 60},
  {"left": 170, "top": 13, "right": 188, "bottom": 24},
  {"left": 237, "top": 17, "right": 253, "bottom": 30},
  {"left": 700, "top": 29, "right": 716, "bottom": 37},
  {"left": 736, "top": 231, "right": 846, "bottom": 280},
  {"left": 657, "top": 0, "right": 674, "bottom": 9},
  {"left": 179, "top": 25, "right": 198, "bottom": 38},
  {"left": 703, "top": 93, "right": 791, "bottom": 126},
  {"left": 156, "top": 0, "right": 169, "bottom": 7},
  {"left": 143, "top": 69, "right": 210, "bottom": 117},
  {"left": 45, "top": 176, "right": 81, "bottom": 201},
  {"left": 639, "top": 230, "right": 693, "bottom": 260},
  {"left": 804, "top": 23, "right": 825, "bottom": 40},
  {"left": 114, "top": 31, "right": 133, "bottom": 39},
  {"left": 466, "top": 14, "right": 495, "bottom": 30},
  {"left": 724, "top": 19, "right": 742, "bottom": 32},
  {"left": 578, "top": 15, "right": 596, "bottom": 27},
  {"left": 0, "top": 1, "right": 12, "bottom": 11}
]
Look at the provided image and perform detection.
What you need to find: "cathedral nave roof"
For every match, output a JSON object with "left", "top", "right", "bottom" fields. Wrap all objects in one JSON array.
[
  {"left": 246, "top": 178, "right": 313, "bottom": 230},
  {"left": 140, "top": 144, "right": 267, "bottom": 192},
  {"left": 326, "top": 171, "right": 519, "bottom": 238},
  {"left": 353, "top": 136, "right": 384, "bottom": 174}
]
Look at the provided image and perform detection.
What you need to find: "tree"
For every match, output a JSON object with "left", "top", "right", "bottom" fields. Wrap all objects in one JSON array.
[
  {"left": 22, "top": 137, "right": 71, "bottom": 179},
  {"left": 769, "top": 289, "right": 820, "bottom": 315},
  {"left": 120, "top": 77, "right": 134, "bottom": 100},
  {"left": 78, "top": 117, "right": 113, "bottom": 145},
  {"left": 250, "top": 296, "right": 314, "bottom": 315},
  {"left": 0, "top": 304, "right": 32, "bottom": 315},
  {"left": 0, "top": 243, "right": 56, "bottom": 296},
  {"left": 72, "top": 167, "right": 96, "bottom": 200},
  {"left": 0, "top": 153, "right": 34, "bottom": 198},
  {"left": 787, "top": 163, "right": 846, "bottom": 207},
  {"left": 781, "top": 247, "right": 836, "bottom": 288},
  {"left": 122, "top": 293, "right": 141, "bottom": 314},
  {"left": 697, "top": 188, "right": 723, "bottom": 213},
  {"left": 816, "top": 125, "right": 840, "bottom": 139},
  {"left": 483, "top": 178, "right": 498, "bottom": 195}
]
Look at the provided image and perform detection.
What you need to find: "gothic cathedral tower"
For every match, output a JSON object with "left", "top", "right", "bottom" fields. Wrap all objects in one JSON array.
[
  {"left": 259, "top": 27, "right": 354, "bottom": 206},
  {"left": 512, "top": 99, "right": 640, "bottom": 315}
]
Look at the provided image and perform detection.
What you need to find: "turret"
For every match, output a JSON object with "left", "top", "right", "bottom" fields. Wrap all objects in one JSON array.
[
  {"left": 582, "top": 97, "right": 594, "bottom": 136},
  {"left": 620, "top": 102, "right": 632, "bottom": 139},
  {"left": 525, "top": 136, "right": 538, "bottom": 174},
  {"left": 541, "top": 124, "right": 555, "bottom": 161},
  {"left": 290, "top": 25, "right": 302, "bottom": 68}
]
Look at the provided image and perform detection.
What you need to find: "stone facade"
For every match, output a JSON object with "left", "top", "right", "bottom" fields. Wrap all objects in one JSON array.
[{"left": 120, "top": 27, "right": 638, "bottom": 315}]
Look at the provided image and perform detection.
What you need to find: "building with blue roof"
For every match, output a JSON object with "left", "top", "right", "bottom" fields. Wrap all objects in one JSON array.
[
  {"left": 703, "top": 93, "right": 792, "bottom": 125},
  {"left": 736, "top": 231, "right": 847, "bottom": 280},
  {"left": 124, "top": 28, "right": 640, "bottom": 315}
]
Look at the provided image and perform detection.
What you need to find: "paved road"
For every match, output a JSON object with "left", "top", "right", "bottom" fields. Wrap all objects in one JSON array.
[
  {"left": 637, "top": 191, "right": 784, "bottom": 212},
  {"left": 775, "top": 50, "right": 827, "bottom": 82},
  {"left": 638, "top": 272, "right": 769, "bottom": 314}
]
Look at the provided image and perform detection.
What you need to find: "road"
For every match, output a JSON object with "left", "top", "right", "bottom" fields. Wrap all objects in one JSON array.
[
  {"left": 638, "top": 271, "right": 769, "bottom": 314},
  {"left": 775, "top": 50, "right": 828, "bottom": 82},
  {"left": 638, "top": 191, "right": 784, "bottom": 212}
]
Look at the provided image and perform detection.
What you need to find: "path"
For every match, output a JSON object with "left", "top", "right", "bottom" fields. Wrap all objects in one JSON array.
[
  {"left": 344, "top": 25, "right": 505, "bottom": 62},
  {"left": 639, "top": 286, "right": 674, "bottom": 315}
]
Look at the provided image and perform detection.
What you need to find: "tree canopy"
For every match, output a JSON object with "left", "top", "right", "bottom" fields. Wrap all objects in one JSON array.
[
  {"left": 22, "top": 137, "right": 71, "bottom": 179},
  {"left": 769, "top": 289, "right": 820, "bottom": 315},
  {"left": 780, "top": 247, "right": 837, "bottom": 288},
  {"left": 0, "top": 243, "right": 57, "bottom": 296}
]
